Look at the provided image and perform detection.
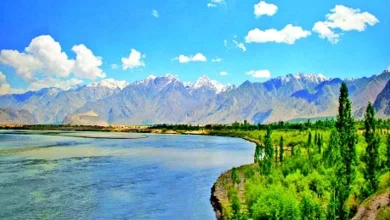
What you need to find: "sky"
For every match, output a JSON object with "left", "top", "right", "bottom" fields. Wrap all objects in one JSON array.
[{"left": 0, "top": 0, "right": 389, "bottom": 94}]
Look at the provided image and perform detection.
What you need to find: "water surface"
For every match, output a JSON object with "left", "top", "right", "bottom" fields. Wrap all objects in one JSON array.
[{"left": 0, "top": 130, "right": 255, "bottom": 220}]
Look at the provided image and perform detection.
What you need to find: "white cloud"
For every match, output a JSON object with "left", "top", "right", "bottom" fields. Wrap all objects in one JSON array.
[
  {"left": 177, "top": 55, "right": 191, "bottom": 63},
  {"left": 233, "top": 40, "right": 247, "bottom": 52},
  {"left": 245, "top": 24, "right": 311, "bottom": 44},
  {"left": 111, "top": 64, "right": 119, "bottom": 69},
  {"left": 0, "top": 35, "right": 112, "bottom": 92},
  {"left": 28, "top": 77, "right": 82, "bottom": 91},
  {"left": 224, "top": 39, "right": 247, "bottom": 52},
  {"left": 121, "top": 49, "right": 145, "bottom": 70},
  {"left": 207, "top": 0, "right": 224, "bottom": 8},
  {"left": 72, "top": 44, "right": 106, "bottom": 80},
  {"left": 312, "top": 5, "right": 379, "bottom": 44},
  {"left": 212, "top": 57, "right": 223, "bottom": 62},
  {"left": 0, "top": 71, "right": 11, "bottom": 95},
  {"left": 220, "top": 71, "right": 228, "bottom": 76},
  {"left": 0, "top": 50, "right": 41, "bottom": 81},
  {"left": 174, "top": 53, "right": 207, "bottom": 63},
  {"left": 254, "top": 1, "right": 278, "bottom": 18},
  {"left": 247, "top": 70, "right": 271, "bottom": 78},
  {"left": 312, "top": 21, "right": 341, "bottom": 44},
  {"left": 192, "top": 53, "right": 207, "bottom": 62},
  {"left": 152, "top": 9, "right": 159, "bottom": 18},
  {"left": 25, "top": 35, "right": 74, "bottom": 78},
  {"left": 0, "top": 35, "right": 107, "bottom": 82}
]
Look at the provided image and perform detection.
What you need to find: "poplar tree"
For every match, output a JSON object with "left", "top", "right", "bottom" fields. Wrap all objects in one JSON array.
[
  {"left": 279, "top": 136, "right": 284, "bottom": 163},
  {"left": 336, "top": 82, "right": 357, "bottom": 186},
  {"left": 317, "top": 133, "right": 322, "bottom": 154},
  {"left": 335, "top": 82, "right": 357, "bottom": 219},
  {"left": 307, "top": 132, "right": 312, "bottom": 148},
  {"left": 324, "top": 129, "right": 340, "bottom": 167},
  {"left": 260, "top": 127, "right": 273, "bottom": 175},
  {"left": 387, "top": 134, "right": 390, "bottom": 169},
  {"left": 364, "top": 102, "right": 380, "bottom": 194}
]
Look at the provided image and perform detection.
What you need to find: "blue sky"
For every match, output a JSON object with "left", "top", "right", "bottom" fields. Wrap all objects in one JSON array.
[{"left": 0, "top": 0, "right": 389, "bottom": 93}]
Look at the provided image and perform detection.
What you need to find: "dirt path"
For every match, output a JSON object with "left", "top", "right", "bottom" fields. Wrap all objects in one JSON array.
[{"left": 353, "top": 189, "right": 390, "bottom": 220}]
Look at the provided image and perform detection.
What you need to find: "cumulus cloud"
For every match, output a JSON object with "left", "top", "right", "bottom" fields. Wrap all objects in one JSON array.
[
  {"left": 0, "top": 35, "right": 109, "bottom": 92},
  {"left": 121, "top": 49, "right": 146, "bottom": 70},
  {"left": 72, "top": 44, "right": 106, "bottom": 80},
  {"left": 152, "top": 9, "right": 159, "bottom": 18},
  {"left": 0, "top": 50, "right": 41, "bottom": 81},
  {"left": 0, "top": 71, "right": 11, "bottom": 95},
  {"left": 245, "top": 24, "right": 311, "bottom": 44},
  {"left": 207, "top": 0, "right": 224, "bottom": 8},
  {"left": 174, "top": 53, "right": 207, "bottom": 63},
  {"left": 247, "top": 70, "right": 271, "bottom": 78},
  {"left": 220, "top": 71, "right": 228, "bottom": 76},
  {"left": 212, "top": 57, "right": 223, "bottom": 62},
  {"left": 254, "top": 1, "right": 278, "bottom": 18},
  {"left": 312, "top": 5, "right": 379, "bottom": 44},
  {"left": 0, "top": 35, "right": 106, "bottom": 82},
  {"left": 25, "top": 35, "right": 74, "bottom": 78}
]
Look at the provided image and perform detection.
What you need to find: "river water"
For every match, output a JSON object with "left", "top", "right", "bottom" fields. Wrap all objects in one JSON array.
[{"left": 0, "top": 130, "right": 255, "bottom": 220}]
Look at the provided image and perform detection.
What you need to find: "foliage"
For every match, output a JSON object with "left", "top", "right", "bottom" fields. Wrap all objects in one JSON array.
[
  {"left": 217, "top": 83, "right": 390, "bottom": 220},
  {"left": 279, "top": 136, "right": 284, "bottom": 163},
  {"left": 260, "top": 127, "right": 273, "bottom": 175},
  {"left": 363, "top": 102, "right": 380, "bottom": 196}
]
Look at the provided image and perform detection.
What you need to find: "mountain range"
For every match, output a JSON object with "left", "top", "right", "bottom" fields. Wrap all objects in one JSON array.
[{"left": 0, "top": 69, "right": 389, "bottom": 125}]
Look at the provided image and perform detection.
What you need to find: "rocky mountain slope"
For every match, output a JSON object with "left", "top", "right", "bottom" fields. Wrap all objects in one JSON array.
[
  {"left": 0, "top": 70, "right": 389, "bottom": 125},
  {"left": 374, "top": 79, "right": 390, "bottom": 117},
  {"left": 63, "top": 111, "right": 108, "bottom": 126},
  {"left": 0, "top": 108, "right": 36, "bottom": 124}
]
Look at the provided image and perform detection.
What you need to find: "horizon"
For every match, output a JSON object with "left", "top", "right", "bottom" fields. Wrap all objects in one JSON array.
[{"left": 1, "top": 0, "right": 389, "bottom": 95}]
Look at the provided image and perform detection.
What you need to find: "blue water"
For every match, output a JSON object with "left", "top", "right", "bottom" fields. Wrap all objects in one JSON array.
[{"left": 0, "top": 131, "right": 255, "bottom": 220}]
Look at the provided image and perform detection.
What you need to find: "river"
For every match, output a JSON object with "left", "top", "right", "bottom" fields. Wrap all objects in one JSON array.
[{"left": 0, "top": 130, "right": 255, "bottom": 220}]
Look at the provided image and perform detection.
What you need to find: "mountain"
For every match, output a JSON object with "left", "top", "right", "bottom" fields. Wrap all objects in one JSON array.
[
  {"left": 0, "top": 70, "right": 389, "bottom": 125},
  {"left": 374, "top": 79, "right": 390, "bottom": 117},
  {"left": 0, "top": 79, "right": 127, "bottom": 123},
  {"left": 0, "top": 108, "right": 36, "bottom": 124},
  {"left": 87, "top": 78, "right": 129, "bottom": 90},
  {"left": 63, "top": 111, "right": 108, "bottom": 126}
]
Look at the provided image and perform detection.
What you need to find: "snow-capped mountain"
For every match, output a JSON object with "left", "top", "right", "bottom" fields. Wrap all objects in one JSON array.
[
  {"left": 88, "top": 78, "right": 129, "bottom": 90},
  {"left": 192, "top": 75, "right": 225, "bottom": 93},
  {"left": 0, "top": 70, "right": 389, "bottom": 125},
  {"left": 276, "top": 73, "right": 331, "bottom": 84},
  {"left": 186, "top": 75, "right": 231, "bottom": 94}
]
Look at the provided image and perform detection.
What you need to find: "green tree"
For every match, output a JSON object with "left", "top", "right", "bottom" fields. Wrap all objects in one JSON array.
[
  {"left": 307, "top": 132, "right": 312, "bottom": 148},
  {"left": 363, "top": 102, "right": 380, "bottom": 194},
  {"left": 323, "top": 129, "right": 340, "bottom": 167},
  {"left": 335, "top": 82, "right": 357, "bottom": 219},
  {"left": 336, "top": 82, "right": 357, "bottom": 186},
  {"left": 254, "top": 143, "right": 262, "bottom": 163},
  {"left": 232, "top": 167, "right": 240, "bottom": 185},
  {"left": 260, "top": 127, "right": 273, "bottom": 175},
  {"left": 315, "top": 133, "right": 322, "bottom": 154},
  {"left": 387, "top": 134, "right": 390, "bottom": 169},
  {"left": 229, "top": 189, "right": 242, "bottom": 220},
  {"left": 279, "top": 136, "right": 284, "bottom": 163}
]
